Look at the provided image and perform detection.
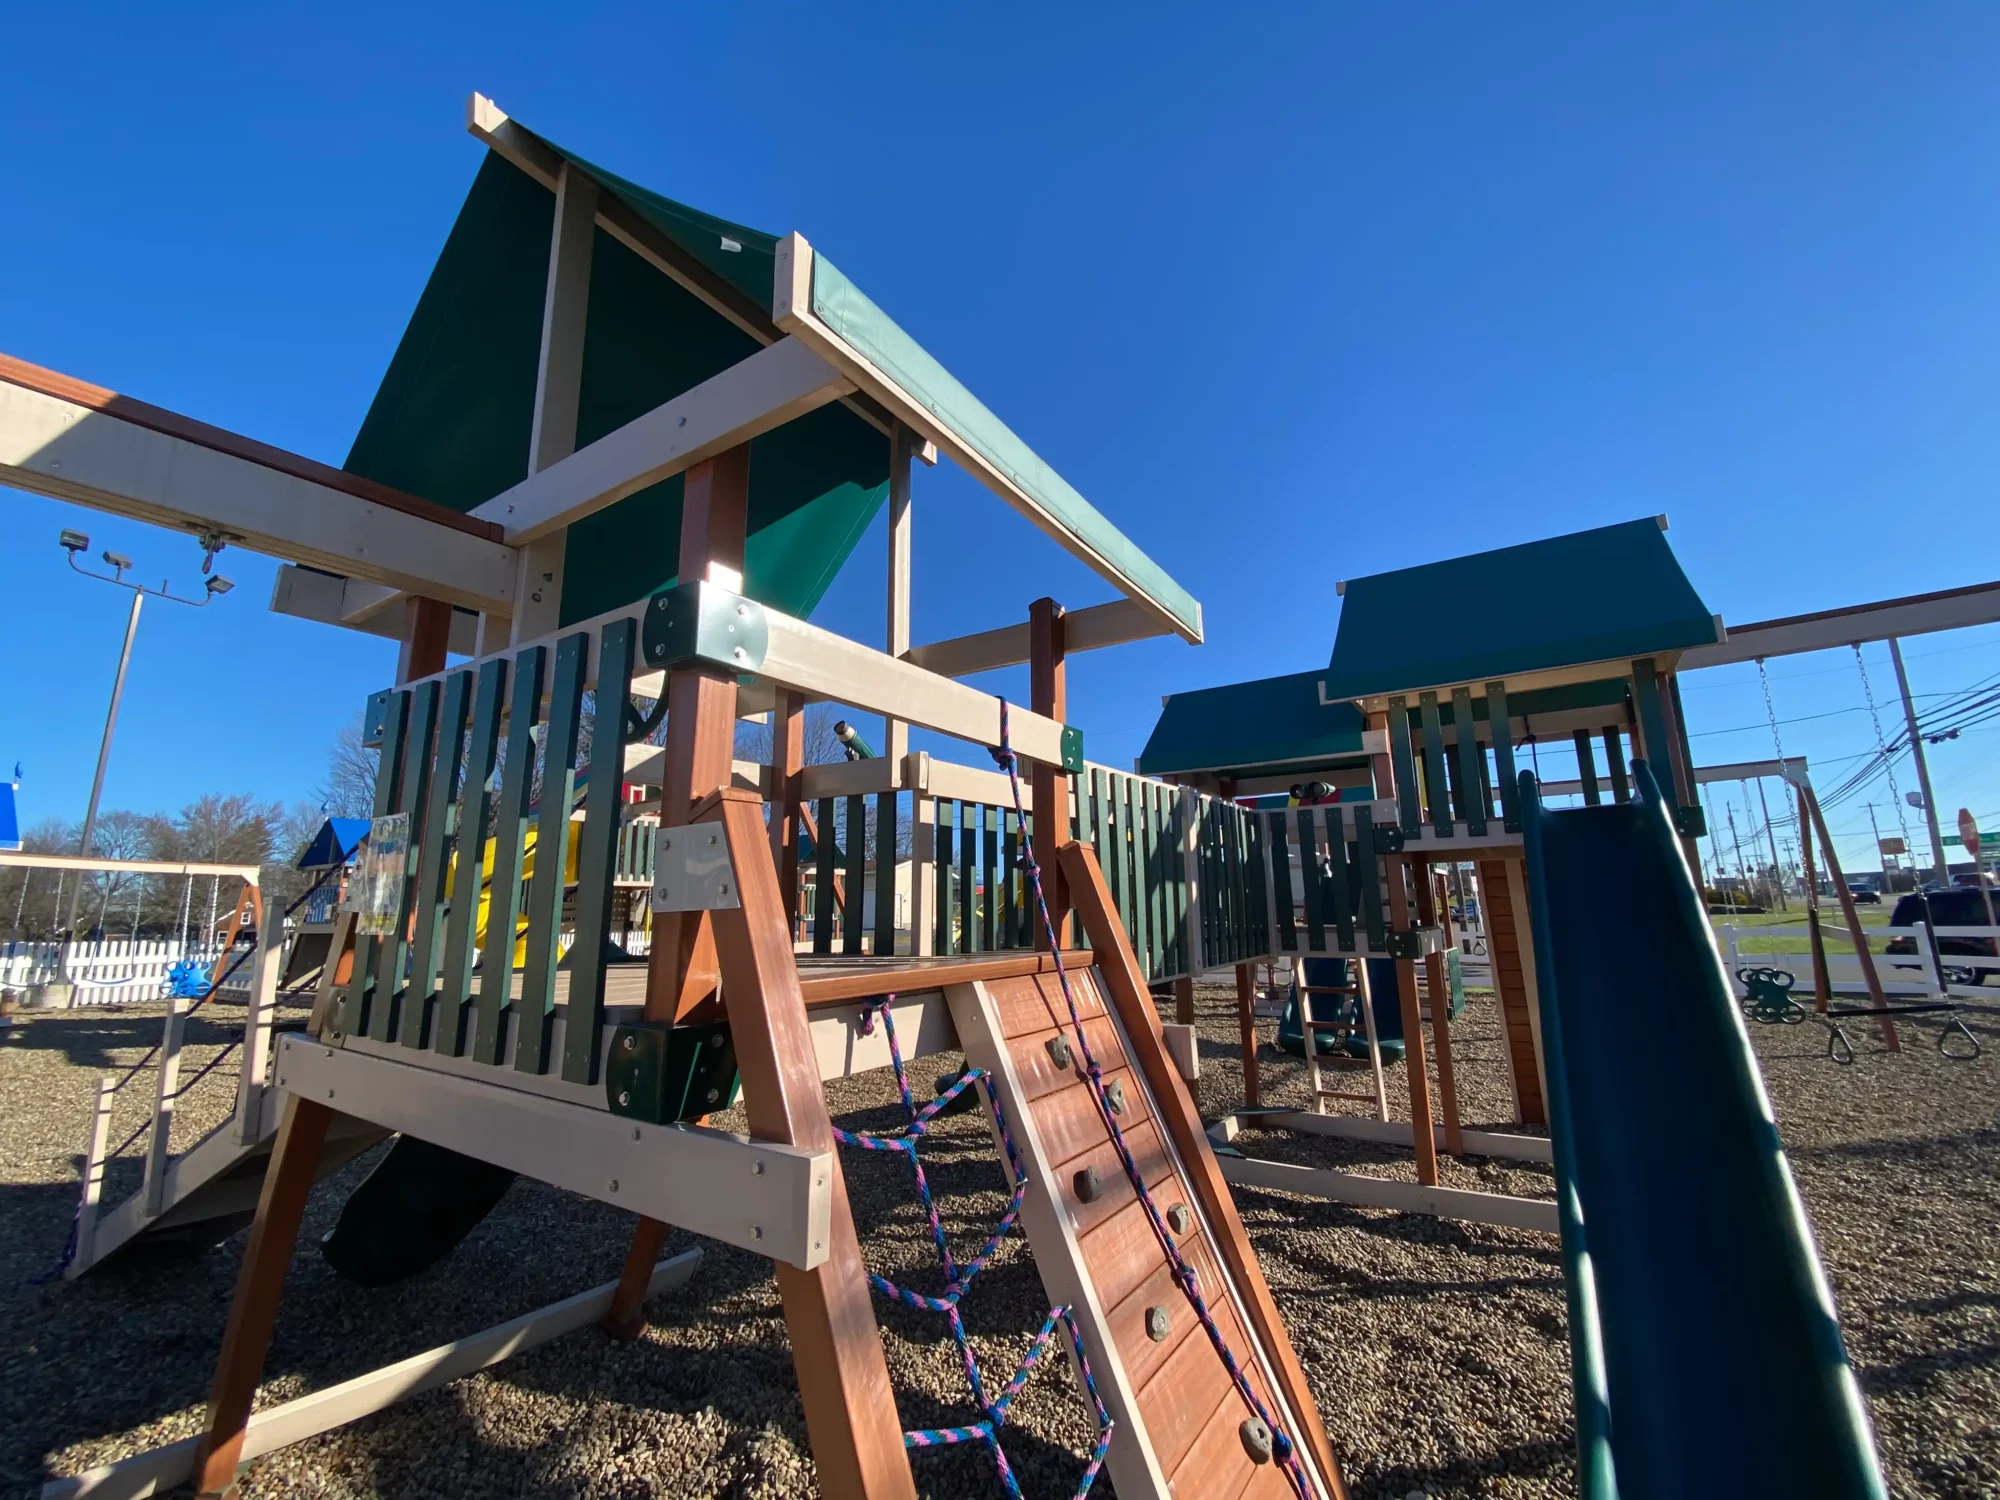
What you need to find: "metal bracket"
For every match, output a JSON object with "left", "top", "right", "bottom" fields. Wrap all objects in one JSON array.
[
  {"left": 1387, "top": 925, "right": 1446, "bottom": 960},
  {"left": 1373, "top": 824, "right": 1406, "bottom": 854},
  {"left": 650, "top": 825, "right": 741, "bottom": 912},
  {"left": 361, "top": 689, "right": 396, "bottom": 749},
  {"left": 640, "top": 580, "right": 769, "bottom": 675},
  {"left": 606, "top": 1020, "right": 741, "bottom": 1124},
  {"left": 1059, "top": 724, "right": 1085, "bottom": 775},
  {"left": 1673, "top": 805, "right": 1707, "bottom": 839}
]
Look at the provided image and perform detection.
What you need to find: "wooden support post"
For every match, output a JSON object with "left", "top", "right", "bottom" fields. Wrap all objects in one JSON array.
[
  {"left": 1413, "top": 861, "right": 1463, "bottom": 1156},
  {"left": 1236, "top": 961, "right": 1261, "bottom": 1109},
  {"left": 143, "top": 996, "right": 188, "bottom": 1218},
  {"left": 236, "top": 920, "right": 283, "bottom": 1147},
  {"left": 395, "top": 597, "right": 453, "bottom": 685},
  {"left": 769, "top": 688, "right": 806, "bottom": 940},
  {"left": 72, "top": 1074, "right": 116, "bottom": 1275},
  {"left": 908, "top": 754, "right": 936, "bottom": 957},
  {"left": 1029, "top": 597, "right": 1069, "bottom": 949},
  {"left": 1385, "top": 858, "right": 1441, "bottom": 1186},
  {"left": 1797, "top": 779, "right": 1897, "bottom": 1048},
  {"left": 1796, "top": 781, "right": 1834, "bottom": 1014},
  {"left": 1060, "top": 838, "right": 1346, "bottom": 1499},
  {"left": 707, "top": 791, "right": 917, "bottom": 1499},
  {"left": 1172, "top": 974, "right": 1194, "bottom": 1026},
  {"left": 192, "top": 1095, "right": 334, "bottom": 1498}
]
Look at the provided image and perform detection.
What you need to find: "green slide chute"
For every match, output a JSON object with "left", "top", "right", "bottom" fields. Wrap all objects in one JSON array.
[{"left": 1518, "top": 761, "right": 1886, "bottom": 1500}]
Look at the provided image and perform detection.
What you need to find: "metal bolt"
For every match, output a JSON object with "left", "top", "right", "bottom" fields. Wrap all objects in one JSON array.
[
  {"left": 327, "top": 1089, "right": 336, "bottom": 1100},
  {"left": 733, "top": 648, "right": 747, "bottom": 661},
  {"left": 753, "top": 1160, "right": 765, "bottom": 1176},
  {"left": 737, "top": 604, "right": 748, "bottom": 616},
  {"left": 657, "top": 598, "right": 670, "bottom": 610},
  {"left": 623, "top": 1035, "right": 637, "bottom": 1051},
  {"left": 705, "top": 1087, "right": 720, "bottom": 1104},
  {"left": 707, "top": 832, "right": 718, "bottom": 846},
  {"left": 608, "top": 1179, "right": 620, "bottom": 1193},
  {"left": 1167, "top": 1204, "right": 1192, "bottom": 1236},
  {"left": 1145, "top": 1306, "right": 1171, "bottom": 1342},
  {"left": 708, "top": 1033, "right": 724, "bottom": 1049},
  {"left": 618, "top": 1090, "right": 632, "bottom": 1107},
  {"left": 662, "top": 837, "right": 672, "bottom": 852},
  {"left": 632, "top": 1128, "right": 641, "bottom": 1141},
  {"left": 717, "top": 882, "right": 731, "bottom": 898},
  {"left": 751, "top": 1226, "right": 764, "bottom": 1240}
]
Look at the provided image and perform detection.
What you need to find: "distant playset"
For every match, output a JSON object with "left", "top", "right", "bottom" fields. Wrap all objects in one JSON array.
[{"left": 3, "top": 94, "right": 1893, "bottom": 1500}]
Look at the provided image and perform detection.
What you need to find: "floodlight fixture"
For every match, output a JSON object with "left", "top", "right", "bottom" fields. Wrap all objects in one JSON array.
[
  {"left": 59, "top": 530, "right": 90, "bottom": 553},
  {"left": 101, "top": 550, "right": 133, "bottom": 572},
  {"left": 205, "top": 575, "right": 234, "bottom": 596}
]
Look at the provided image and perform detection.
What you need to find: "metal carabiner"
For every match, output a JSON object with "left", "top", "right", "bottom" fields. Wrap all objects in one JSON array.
[
  {"left": 1826, "top": 1023, "right": 1856, "bottom": 1066},
  {"left": 1939, "top": 1016, "right": 1982, "bottom": 1062}
]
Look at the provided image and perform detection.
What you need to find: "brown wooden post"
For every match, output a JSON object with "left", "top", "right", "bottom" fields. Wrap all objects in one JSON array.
[
  {"left": 1796, "top": 780, "right": 1833, "bottom": 1014},
  {"left": 610, "top": 447, "right": 750, "bottom": 1341},
  {"left": 191, "top": 1095, "right": 334, "bottom": 1497},
  {"left": 395, "top": 596, "right": 452, "bottom": 684},
  {"left": 1413, "top": 860, "right": 1463, "bottom": 1156},
  {"left": 1385, "top": 857, "right": 1441, "bottom": 1185},
  {"left": 1797, "top": 780, "right": 1898, "bottom": 1049},
  {"left": 769, "top": 687, "right": 807, "bottom": 942},
  {"left": 1235, "top": 961, "right": 1261, "bottom": 1108},
  {"left": 1029, "top": 597, "right": 1069, "bottom": 948},
  {"left": 640, "top": 448, "right": 750, "bottom": 1029},
  {"left": 707, "top": 791, "right": 917, "bottom": 1499},
  {"left": 1173, "top": 974, "right": 1194, "bottom": 1025},
  {"left": 1365, "top": 708, "right": 1396, "bottom": 801}
]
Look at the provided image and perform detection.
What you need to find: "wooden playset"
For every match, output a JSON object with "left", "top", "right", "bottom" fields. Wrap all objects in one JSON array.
[{"left": 18, "top": 95, "right": 1342, "bottom": 1500}]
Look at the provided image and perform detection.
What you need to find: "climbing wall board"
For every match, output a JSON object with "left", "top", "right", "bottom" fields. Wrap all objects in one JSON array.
[{"left": 947, "top": 968, "right": 1336, "bottom": 1500}]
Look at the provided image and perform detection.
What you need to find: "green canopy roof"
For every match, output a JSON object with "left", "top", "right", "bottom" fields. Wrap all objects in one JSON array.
[
  {"left": 1324, "top": 518, "right": 1718, "bottom": 700},
  {"left": 1136, "top": 669, "right": 1370, "bottom": 778},
  {"left": 342, "top": 144, "right": 887, "bottom": 627}
]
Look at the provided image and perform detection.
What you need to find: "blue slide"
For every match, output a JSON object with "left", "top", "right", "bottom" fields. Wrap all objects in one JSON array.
[{"left": 1518, "top": 762, "right": 1886, "bottom": 1500}]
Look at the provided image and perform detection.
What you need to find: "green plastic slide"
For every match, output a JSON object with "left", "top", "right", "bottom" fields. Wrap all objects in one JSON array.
[{"left": 1518, "top": 762, "right": 1886, "bottom": 1500}]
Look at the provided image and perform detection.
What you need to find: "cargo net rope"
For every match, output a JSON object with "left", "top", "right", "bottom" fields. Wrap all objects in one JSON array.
[
  {"left": 991, "top": 702, "right": 1313, "bottom": 1500},
  {"left": 832, "top": 997, "right": 1113, "bottom": 1496}
]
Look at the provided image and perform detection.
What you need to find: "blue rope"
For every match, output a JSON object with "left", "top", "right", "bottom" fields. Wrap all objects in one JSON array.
[{"left": 833, "top": 998, "right": 1114, "bottom": 1496}]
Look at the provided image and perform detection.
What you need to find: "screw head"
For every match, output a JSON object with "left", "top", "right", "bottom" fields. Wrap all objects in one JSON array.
[
  {"left": 752, "top": 1160, "right": 766, "bottom": 1175},
  {"left": 608, "top": 1179, "right": 620, "bottom": 1193},
  {"left": 751, "top": 1226, "right": 764, "bottom": 1240},
  {"left": 618, "top": 1090, "right": 631, "bottom": 1107},
  {"left": 623, "top": 1035, "right": 637, "bottom": 1051},
  {"left": 708, "top": 1033, "right": 724, "bottom": 1049},
  {"left": 705, "top": 1087, "right": 720, "bottom": 1104}
]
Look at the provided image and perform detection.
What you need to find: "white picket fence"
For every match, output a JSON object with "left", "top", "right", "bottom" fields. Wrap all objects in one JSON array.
[
  {"left": 0, "top": 939, "right": 248, "bottom": 1004},
  {"left": 1719, "top": 922, "right": 2000, "bottom": 1002}
]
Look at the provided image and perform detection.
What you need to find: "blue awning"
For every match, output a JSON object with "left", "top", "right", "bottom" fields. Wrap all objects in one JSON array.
[{"left": 297, "top": 817, "right": 371, "bottom": 869}]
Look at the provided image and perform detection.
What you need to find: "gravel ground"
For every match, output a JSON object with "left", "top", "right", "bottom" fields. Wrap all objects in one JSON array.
[{"left": 2, "top": 983, "right": 1994, "bottom": 1499}]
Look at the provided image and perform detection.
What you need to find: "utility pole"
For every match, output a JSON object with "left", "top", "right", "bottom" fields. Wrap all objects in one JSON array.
[
  {"left": 1867, "top": 804, "right": 1888, "bottom": 892},
  {"left": 1753, "top": 776, "right": 1788, "bottom": 911},
  {"left": 1888, "top": 637, "right": 1949, "bottom": 886},
  {"left": 1727, "top": 807, "right": 1752, "bottom": 906},
  {"left": 67, "top": 591, "right": 142, "bottom": 939}
]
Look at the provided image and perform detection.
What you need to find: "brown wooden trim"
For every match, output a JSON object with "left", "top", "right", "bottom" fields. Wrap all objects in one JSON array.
[
  {"left": 1797, "top": 781, "right": 1898, "bottom": 1048},
  {"left": 1795, "top": 783, "right": 1834, "bottom": 1013},
  {"left": 1721, "top": 576, "right": 2000, "bottom": 637},
  {"left": 770, "top": 688, "right": 806, "bottom": 938},
  {"left": 602, "top": 1217, "right": 673, "bottom": 1341},
  {"left": 1060, "top": 839, "right": 1346, "bottom": 1499},
  {"left": 706, "top": 790, "right": 917, "bottom": 1498},
  {"left": 193, "top": 1095, "right": 334, "bottom": 1497},
  {"left": 1236, "top": 962, "right": 1261, "bottom": 1109},
  {"left": 1413, "top": 863, "right": 1463, "bottom": 1156},
  {"left": 0, "top": 352, "right": 506, "bottom": 543},
  {"left": 797, "top": 950, "right": 1095, "bottom": 1007},
  {"left": 1385, "top": 858, "right": 1441, "bottom": 1186},
  {"left": 1030, "top": 597, "right": 1071, "bottom": 948}
]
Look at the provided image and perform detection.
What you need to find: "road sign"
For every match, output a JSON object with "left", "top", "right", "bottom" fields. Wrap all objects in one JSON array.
[
  {"left": 1961, "top": 808, "right": 1982, "bottom": 857},
  {"left": 1878, "top": 837, "right": 1906, "bottom": 857}
]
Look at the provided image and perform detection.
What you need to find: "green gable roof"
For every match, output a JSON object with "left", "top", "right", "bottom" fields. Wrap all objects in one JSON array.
[
  {"left": 1324, "top": 518, "right": 1718, "bottom": 700},
  {"left": 342, "top": 147, "right": 887, "bottom": 627},
  {"left": 1137, "top": 669, "right": 1370, "bottom": 778}
]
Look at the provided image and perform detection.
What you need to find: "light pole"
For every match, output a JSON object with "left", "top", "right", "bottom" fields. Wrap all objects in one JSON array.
[{"left": 56, "top": 530, "right": 231, "bottom": 950}]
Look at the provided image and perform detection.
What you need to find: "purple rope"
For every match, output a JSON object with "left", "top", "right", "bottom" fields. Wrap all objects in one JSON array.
[
  {"left": 832, "top": 998, "right": 1114, "bottom": 1496},
  {"left": 991, "top": 701, "right": 1312, "bottom": 1498}
]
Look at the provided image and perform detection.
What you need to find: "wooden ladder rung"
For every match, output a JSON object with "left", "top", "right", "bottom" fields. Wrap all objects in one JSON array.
[
  {"left": 1297, "top": 985, "right": 1358, "bottom": 995},
  {"left": 1315, "top": 1089, "right": 1382, "bottom": 1104}
]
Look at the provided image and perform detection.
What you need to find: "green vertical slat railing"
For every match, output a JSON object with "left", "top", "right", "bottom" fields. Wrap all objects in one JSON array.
[
  {"left": 842, "top": 795, "right": 866, "bottom": 956},
  {"left": 873, "top": 787, "right": 898, "bottom": 957},
  {"left": 934, "top": 798, "right": 954, "bottom": 955},
  {"left": 516, "top": 632, "right": 586, "bottom": 1076},
  {"left": 1267, "top": 810, "right": 1296, "bottom": 954},
  {"left": 1453, "top": 686, "right": 1488, "bottom": 837},
  {"left": 1297, "top": 808, "right": 1326, "bottom": 953},
  {"left": 1573, "top": 729, "right": 1602, "bottom": 806},
  {"left": 474, "top": 646, "right": 546, "bottom": 1066},
  {"left": 980, "top": 805, "right": 999, "bottom": 952},
  {"left": 1604, "top": 726, "right": 1632, "bottom": 803},
  {"left": 1389, "top": 693, "right": 1423, "bottom": 837},
  {"left": 1488, "top": 680, "right": 1520, "bottom": 830},
  {"left": 1355, "top": 804, "right": 1387, "bottom": 951},
  {"left": 343, "top": 689, "right": 409, "bottom": 1040},
  {"left": 1420, "top": 691, "right": 1451, "bottom": 836},
  {"left": 1001, "top": 809, "right": 1020, "bottom": 949},
  {"left": 369, "top": 678, "right": 439, "bottom": 1042},
  {"left": 1325, "top": 807, "right": 1357, "bottom": 953},
  {"left": 437, "top": 658, "right": 506, "bottom": 1057},
  {"left": 957, "top": 800, "right": 975, "bottom": 955},
  {"left": 814, "top": 796, "right": 838, "bottom": 955},
  {"left": 402, "top": 669, "right": 472, "bottom": 1050},
  {"left": 1244, "top": 811, "right": 1270, "bottom": 960},
  {"left": 564, "top": 619, "right": 635, "bottom": 1085}
]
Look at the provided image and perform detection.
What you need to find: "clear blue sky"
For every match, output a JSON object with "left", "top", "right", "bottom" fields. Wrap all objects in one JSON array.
[{"left": 3, "top": 4, "right": 1997, "bottom": 877}]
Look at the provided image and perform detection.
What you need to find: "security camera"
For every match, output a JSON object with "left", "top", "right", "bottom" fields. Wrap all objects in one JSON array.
[{"left": 59, "top": 530, "right": 90, "bottom": 552}]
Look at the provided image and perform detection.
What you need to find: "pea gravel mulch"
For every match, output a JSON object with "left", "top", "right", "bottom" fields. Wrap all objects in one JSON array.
[{"left": 1, "top": 982, "right": 1994, "bottom": 1499}]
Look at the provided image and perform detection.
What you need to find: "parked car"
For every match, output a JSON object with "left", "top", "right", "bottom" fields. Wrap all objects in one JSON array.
[{"left": 1886, "top": 890, "right": 1998, "bottom": 984}]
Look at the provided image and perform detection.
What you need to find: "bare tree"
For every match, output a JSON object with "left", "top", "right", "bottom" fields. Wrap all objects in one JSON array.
[
  {"left": 319, "top": 714, "right": 380, "bottom": 819},
  {"left": 2, "top": 817, "right": 74, "bottom": 943}
]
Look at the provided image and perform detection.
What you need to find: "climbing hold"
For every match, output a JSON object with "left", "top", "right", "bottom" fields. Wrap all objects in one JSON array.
[
  {"left": 1073, "top": 1164, "right": 1103, "bottom": 1203},
  {"left": 1145, "top": 1305, "right": 1171, "bottom": 1342},
  {"left": 1239, "top": 1416, "right": 1273, "bottom": 1464},
  {"left": 1166, "top": 1203, "right": 1192, "bottom": 1236},
  {"left": 1104, "top": 1077, "right": 1127, "bottom": 1114},
  {"left": 1046, "top": 1034, "right": 1073, "bottom": 1070}
]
